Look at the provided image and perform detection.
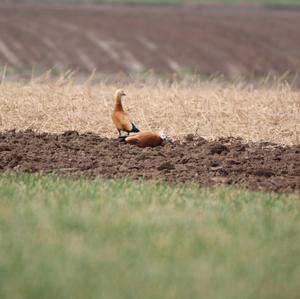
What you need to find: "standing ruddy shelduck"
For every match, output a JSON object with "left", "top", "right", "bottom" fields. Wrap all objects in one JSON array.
[
  {"left": 112, "top": 89, "right": 139, "bottom": 139},
  {"left": 125, "top": 131, "right": 167, "bottom": 148}
]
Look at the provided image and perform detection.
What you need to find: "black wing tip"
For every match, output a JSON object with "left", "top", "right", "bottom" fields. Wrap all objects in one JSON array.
[{"left": 131, "top": 123, "right": 140, "bottom": 133}]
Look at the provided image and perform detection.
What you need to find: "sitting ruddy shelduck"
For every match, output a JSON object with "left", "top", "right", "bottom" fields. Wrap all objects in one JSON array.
[
  {"left": 112, "top": 89, "right": 139, "bottom": 139},
  {"left": 125, "top": 131, "right": 167, "bottom": 148}
]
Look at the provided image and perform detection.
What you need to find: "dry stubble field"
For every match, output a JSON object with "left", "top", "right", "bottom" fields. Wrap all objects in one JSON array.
[
  {"left": 1, "top": 77, "right": 299, "bottom": 143},
  {"left": 0, "top": 77, "right": 299, "bottom": 192}
]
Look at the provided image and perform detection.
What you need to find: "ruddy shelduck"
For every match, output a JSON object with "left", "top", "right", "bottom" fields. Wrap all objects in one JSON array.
[
  {"left": 125, "top": 131, "right": 167, "bottom": 148},
  {"left": 112, "top": 89, "right": 139, "bottom": 139}
]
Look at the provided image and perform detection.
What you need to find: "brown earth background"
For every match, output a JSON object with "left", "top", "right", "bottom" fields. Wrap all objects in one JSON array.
[{"left": 0, "top": 4, "right": 300, "bottom": 78}]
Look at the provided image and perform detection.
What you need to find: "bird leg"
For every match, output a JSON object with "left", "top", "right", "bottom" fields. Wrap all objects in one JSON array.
[{"left": 118, "top": 130, "right": 126, "bottom": 142}]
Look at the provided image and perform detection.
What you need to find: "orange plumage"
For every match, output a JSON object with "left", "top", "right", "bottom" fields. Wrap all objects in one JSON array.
[
  {"left": 125, "top": 131, "right": 166, "bottom": 148},
  {"left": 112, "top": 89, "right": 139, "bottom": 138}
]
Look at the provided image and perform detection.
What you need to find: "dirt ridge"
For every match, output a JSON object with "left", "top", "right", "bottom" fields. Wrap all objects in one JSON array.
[{"left": 0, "top": 130, "right": 299, "bottom": 193}]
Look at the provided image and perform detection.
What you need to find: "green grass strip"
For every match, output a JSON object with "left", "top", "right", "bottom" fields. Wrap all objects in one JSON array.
[{"left": 0, "top": 174, "right": 299, "bottom": 299}]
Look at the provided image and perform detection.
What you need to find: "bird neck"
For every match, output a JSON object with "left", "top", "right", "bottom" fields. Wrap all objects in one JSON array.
[{"left": 114, "top": 95, "right": 124, "bottom": 111}]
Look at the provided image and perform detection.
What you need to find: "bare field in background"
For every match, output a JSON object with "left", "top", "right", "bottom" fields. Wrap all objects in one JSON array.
[
  {"left": 0, "top": 77, "right": 299, "bottom": 145},
  {"left": 1, "top": 4, "right": 300, "bottom": 79}
]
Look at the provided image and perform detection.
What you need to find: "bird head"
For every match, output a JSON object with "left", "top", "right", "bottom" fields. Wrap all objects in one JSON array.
[
  {"left": 159, "top": 130, "right": 167, "bottom": 140},
  {"left": 115, "top": 89, "right": 126, "bottom": 99}
]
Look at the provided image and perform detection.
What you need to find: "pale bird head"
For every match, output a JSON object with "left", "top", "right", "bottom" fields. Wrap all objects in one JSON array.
[
  {"left": 115, "top": 89, "right": 126, "bottom": 98},
  {"left": 159, "top": 130, "right": 167, "bottom": 140}
]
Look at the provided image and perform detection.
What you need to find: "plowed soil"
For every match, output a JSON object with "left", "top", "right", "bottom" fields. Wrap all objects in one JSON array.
[
  {"left": 0, "top": 130, "right": 299, "bottom": 193},
  {"left": 1, "top": 4, "right": 300, "bottom": 78}
]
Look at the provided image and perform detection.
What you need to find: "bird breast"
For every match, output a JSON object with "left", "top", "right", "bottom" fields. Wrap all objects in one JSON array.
[{"left": 112, "top": 111, "right": 132, "bottom": 132}]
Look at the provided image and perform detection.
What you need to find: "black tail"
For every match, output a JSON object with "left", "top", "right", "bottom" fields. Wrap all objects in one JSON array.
[{"left": 131, "top": 122, "right": 139, "bottom": 133}]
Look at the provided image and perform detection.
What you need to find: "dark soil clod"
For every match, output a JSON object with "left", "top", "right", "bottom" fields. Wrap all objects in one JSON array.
[
  {"left": 157, "top": 162, "right": 175, "bottom": 171},
  {"left": 208, "top": 143, "right": 230, "bottom": 155}
]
